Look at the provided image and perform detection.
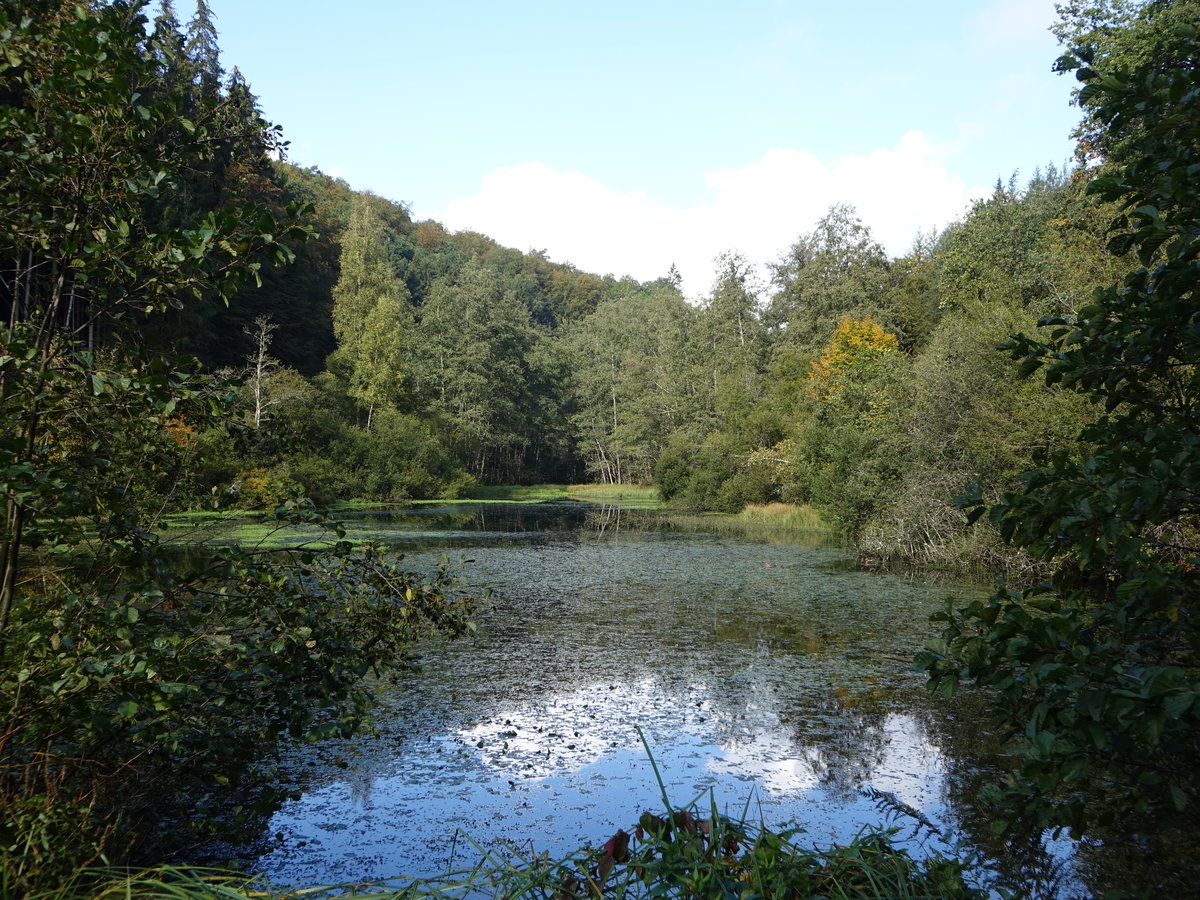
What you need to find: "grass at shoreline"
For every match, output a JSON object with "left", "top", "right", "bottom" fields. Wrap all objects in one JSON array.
[
  {"left": 729, "top": 502, "right": 827, "bottom": 531},
  {"left": 460, "top": 483, "right": 661, "bottom": 505},
  {"left": 47, "top": 808, "right": 979, "bottom": 900},
  {"left": 659, "top": 502, "right": 831, "bottom": 543}
]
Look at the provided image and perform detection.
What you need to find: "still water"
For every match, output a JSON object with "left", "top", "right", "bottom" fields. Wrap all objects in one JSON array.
[{"left": 234, "top": 503, "right": 1073, "bottom": 894}]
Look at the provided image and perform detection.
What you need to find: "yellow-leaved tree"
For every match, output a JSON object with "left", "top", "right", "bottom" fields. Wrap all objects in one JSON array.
[{"left": 807, "top": 314, "right": 899, "bottom": 400}]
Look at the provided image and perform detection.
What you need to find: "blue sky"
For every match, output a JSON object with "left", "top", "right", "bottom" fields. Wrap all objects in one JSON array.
[{"left": 197, "top": 0, "right": 1083, "bottom": 295}]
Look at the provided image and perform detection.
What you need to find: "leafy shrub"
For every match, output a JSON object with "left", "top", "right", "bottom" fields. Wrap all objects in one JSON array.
[
  {"left": 656, "top": 433, "right": 780, "bottom": 513},
  {"left": 230, "top": 465, "right": 303, "bottom": 510}
]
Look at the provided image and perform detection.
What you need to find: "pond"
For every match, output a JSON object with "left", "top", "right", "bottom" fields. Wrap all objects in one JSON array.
[{"left": 226, "top": 502, "right": 1077, "bottom": 895}]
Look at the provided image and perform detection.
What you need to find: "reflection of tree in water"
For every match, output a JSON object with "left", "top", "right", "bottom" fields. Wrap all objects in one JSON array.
[
  {"left": 780, "top": 685, "right": 892, "bottom": 800},
  {"left": 837, "top": 691, "right": 1197, "bottom": 898},
  {"left": 691, "top": 652, "right": 1132, "bottom": 898},
  {"left": 391, "top": 502, "right": 597, "bottom": 534},
  {"left": 917, "top": 692, "right": 1086, "bottom": 899},
  {"left": 583, "top": 504, "right": 628, "bottom": 534},
  {"left": 712, "top": 610, "right": 857, "bottom": 657},
  {"left": 471, "top": 504, "right": 555, "bottom": 533},
  {"left": 690, "top": 657, "right": 895, "bottom": 801},
  {"left": 941, "top": 721, "right": 1200, "bottom": 900},
  {"left": 1071, "top": 821, "right": 1200, "bottom": 899},
  {"left": 347, "top": 765, "right": 377, "bottom": 808},
  {"left": 416, "top": 509, "right": 478, "bottom": 531}
]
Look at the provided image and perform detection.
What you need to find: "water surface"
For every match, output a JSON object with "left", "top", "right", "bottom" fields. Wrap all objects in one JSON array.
[{"left": 236, "top": 503, "right": 1060, "bottom": 891}]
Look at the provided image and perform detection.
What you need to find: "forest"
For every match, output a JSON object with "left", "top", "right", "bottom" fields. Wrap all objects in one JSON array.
[
  {"left": 1, "top": 0, "right": 1198, "bottom": 896},
  {"left": 103, "top": 34, "right": 1125, "bottom": 577},
  {"left": 153, "top": 121, "right": 1107, "bottom": 575}
]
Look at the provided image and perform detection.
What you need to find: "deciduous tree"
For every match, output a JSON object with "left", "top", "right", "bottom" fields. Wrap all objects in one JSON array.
[
  {"left": 330, "top": 195, "right": 413, "bottom": 428},
  {"left": 767, "top": 204, "right": 892, "bottom": 353}
]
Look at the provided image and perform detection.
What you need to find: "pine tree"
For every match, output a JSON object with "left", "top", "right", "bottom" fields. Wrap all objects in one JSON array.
[
  {"left": 185, "top": 0, "right": 223, "bottom": 99},
  {"left": 150, "top": 0, "right": 185, "bottom": 75}
]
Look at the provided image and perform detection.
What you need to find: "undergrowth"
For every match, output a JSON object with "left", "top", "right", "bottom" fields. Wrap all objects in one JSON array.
[
  {"left": 731, "top": 502, "right": 828, "bottom": 531},
  {"left": 29, "top": 818, "right": 981, "bottom": 900}
]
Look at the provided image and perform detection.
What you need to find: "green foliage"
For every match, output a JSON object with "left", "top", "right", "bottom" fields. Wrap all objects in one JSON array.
[
  {"left": 410, "top": 260, "right": 568, "bottom": 483},
  {"left": 184, "top": 0, "right": 222, "bottom": 96},
  {"left": 920, "top": 21, "right": 1200, "bottom": 831},
  {"left": 887, "top": 232, "right": 943, "bottom": 351},
  {"left": 0, "top": 6, "right": 474, "bottom": 893},
  {"left": 330, "top": 195, "right": 413, "bottom": 427},
  {"left": 265, "top": 382, "right": 475, "bottom": 504},
  {"left": 654, "top": 436, "right": 695, "bottom": 504},
  {"left": 934, "top": 169, "right": 1076, "bottom": 316},
  {"left": 853, "top": 171, "right": 1113, "bottom": 571},
  {"left": 458, "top": 483, "right": 647, "bottom": 504},
  {"left": 544, "top": 814, "right": 980, "bottom": 900},
  {"left": 656, "top": 432, "right": 781, "bottom": 513},
  {"left": 768, "top": 204, "right": 894, "bottom": 352},
  {"left": 1052, "top": 0, "right": 1200, "bottom": 162},
  {"left": 784, "top": 319, "right": 908, "bottom": 538},
  {"left": 0, "top": 341, "right": 473, "bottom": 893},
  {"left": 0, "top": 2, "right": 305, "bottom": 329},
  {"left": 2, "top": 500, "right": 471, "bottom": 830},
  {"left": 696, "top": 252, "right": 768, "bottom": 377},
  {"left": 568, "top": 281, "right": 699, "bottom": 485}
]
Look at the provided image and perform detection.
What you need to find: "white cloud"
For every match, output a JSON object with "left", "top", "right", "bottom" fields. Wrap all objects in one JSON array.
[
  {"left": 439, "top": 132, "right": 985, "bottom": 299},
  {"left": 965, "top": 0, "right": 1058, "bottom": 52}
]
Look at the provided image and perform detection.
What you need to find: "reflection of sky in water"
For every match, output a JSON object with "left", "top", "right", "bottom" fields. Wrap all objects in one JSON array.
[
  {"left": 255, "top": 676, "right": 956, "bottom": 886},
  {"left": 241, "top": 507, "right": 1077, "bottom": 893}
]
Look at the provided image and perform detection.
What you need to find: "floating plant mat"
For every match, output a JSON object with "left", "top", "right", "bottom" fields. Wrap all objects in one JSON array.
[{"left": 225, "top": 504, "right": 1075, "bottom": 893}]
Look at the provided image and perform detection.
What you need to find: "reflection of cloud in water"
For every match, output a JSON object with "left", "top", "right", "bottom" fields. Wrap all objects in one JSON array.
[
  {"left": 706, "top": 707, "right": 944, "bottom": 819},
  {"left": 257, "top": 678, "right": 955, "bottom": 885},
  {"left": 453, "top": 678, "right": 684, "bottom": 780},
  {"left": 870, "top": 714, "right": 947, "bottom": 813},
  {"left": 452, "top": 678, "right": 952, "bottom": 839},
  {"left": 710, "top": 731, "right": 823, "bottom": 797}
]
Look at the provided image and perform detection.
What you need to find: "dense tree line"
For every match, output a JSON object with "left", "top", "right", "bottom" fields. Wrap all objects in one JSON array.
[{"left": 213, "top": 165, "right": 1118, "bottom": 556}]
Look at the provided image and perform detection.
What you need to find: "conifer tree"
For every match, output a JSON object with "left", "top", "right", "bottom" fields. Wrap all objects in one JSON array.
[
  {"left": 185, "top": 0, "right": 222, "bottom": 98},
  {"left": 149, "top": 0, "right": 188, "bottom": 89}
]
